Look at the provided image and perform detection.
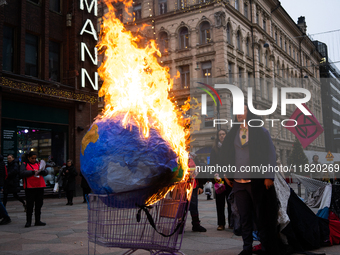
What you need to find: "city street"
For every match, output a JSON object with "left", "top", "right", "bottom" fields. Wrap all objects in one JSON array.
[{"left": 0, "top": 190, "right": 339, "bottom": 255}]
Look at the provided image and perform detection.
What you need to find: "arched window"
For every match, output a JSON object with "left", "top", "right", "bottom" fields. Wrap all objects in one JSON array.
[
  {"left": 179, "top": 27, "right": 189, "bottom": 49},
  {"left": 159, "top": 32, "right": 168, "bottom": 53},
  {"left": 237, "top": 30, "right": 241, "bottom": 50},
  {"left": 200, "top": 21, "right": 211, "bottom": 44},
  {"left": 227, "top": 23, "right": 231, "bottom": 44}
]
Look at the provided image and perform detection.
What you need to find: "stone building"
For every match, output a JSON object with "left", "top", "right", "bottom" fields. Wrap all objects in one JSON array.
[
  {"left": 0, "top": 0, "right": 98, "bottom": 183},
  {"left": 103, "top": 0, "right": 325, "bottom": 165}
]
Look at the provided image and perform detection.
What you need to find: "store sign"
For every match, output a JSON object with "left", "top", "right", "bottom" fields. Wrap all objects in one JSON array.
[{"left": 80, "top": 0, "right": 98, "bottom": 91}]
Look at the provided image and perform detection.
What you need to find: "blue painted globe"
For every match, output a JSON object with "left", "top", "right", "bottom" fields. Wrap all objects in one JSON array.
[{"left": 80, "top": 116, "right": 182, "bottom": 205}]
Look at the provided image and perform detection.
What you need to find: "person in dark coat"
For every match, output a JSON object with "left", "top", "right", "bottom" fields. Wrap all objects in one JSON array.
[
  {"left": 62, "top": 159, "right": 78, "bottom": 205},
  {"left": 80, "top": 172, "right": 91, "bottom": 203},
  {"left": 0, "top": 155, "right": 11, "bottom": 225},
  {"left": 3, "top": 155, "right": 26, "bottom": 210},
  {"left": 221, "top": 105, "right": 278, "bottom": 255},
  {"left": 210, "top": 128, "right": 232, "bottom": 231},
  {"left": 20, "top": 152, "right": 48, "bottom": 228}
]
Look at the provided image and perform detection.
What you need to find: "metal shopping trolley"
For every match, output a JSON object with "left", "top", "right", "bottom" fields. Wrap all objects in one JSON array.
[{"left": 87, "top": 181, "right": 193, "bottom": 255}]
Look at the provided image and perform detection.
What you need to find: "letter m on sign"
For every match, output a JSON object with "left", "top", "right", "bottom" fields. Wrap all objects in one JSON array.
[{"left": 80, "top": 0, "right": 98, "bottom": 16}]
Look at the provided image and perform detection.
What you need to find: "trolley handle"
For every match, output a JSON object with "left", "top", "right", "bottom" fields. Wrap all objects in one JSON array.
[{"left": 136, "top": 203, "right": 188, "bottom": 238}]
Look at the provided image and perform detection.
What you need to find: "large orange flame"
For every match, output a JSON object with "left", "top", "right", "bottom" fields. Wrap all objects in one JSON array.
[{"left": 97, "top": 0, "right": 190, "bottom": 203}]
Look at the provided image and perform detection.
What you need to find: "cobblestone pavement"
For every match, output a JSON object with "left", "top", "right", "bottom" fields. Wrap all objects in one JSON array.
[{"left": 0, "top": 192, "right": 339, "bottom": 255}]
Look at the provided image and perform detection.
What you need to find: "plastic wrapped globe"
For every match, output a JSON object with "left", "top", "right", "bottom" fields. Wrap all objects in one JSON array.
[{"left": 80, "top": 116, "right": 183, "bottom": 206}]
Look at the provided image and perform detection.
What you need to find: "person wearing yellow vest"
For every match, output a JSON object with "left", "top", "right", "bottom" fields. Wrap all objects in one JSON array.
[{"left": 20, "top": 152, "right": 47, "bottom": 228}]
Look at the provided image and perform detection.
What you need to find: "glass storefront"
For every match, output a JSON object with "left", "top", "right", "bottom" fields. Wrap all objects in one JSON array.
[{"left": 2, "top": 100, "right": 69, "bottom": 188}]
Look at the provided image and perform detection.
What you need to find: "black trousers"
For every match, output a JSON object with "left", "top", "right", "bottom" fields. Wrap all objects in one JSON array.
[
  {"left": 25, "top": 188, "right": 44, "bottom": 222},
  {"left": 82, "top": 187, "right": 91, "bottom": 202},
  {"left": 3, "top": 192, "right": 25, "bottom": 207},
  {"left": 215, "top": 184, "right": 232, "bottom": 226},
  {"left": 189, "top": 186, "right": 200, "bottom": 226},
  {"left": 66, "top": 190, "right": 74, "bottom": 203},
  {"left": 233, "top": 182, "right": 278, "bottom": 254}
]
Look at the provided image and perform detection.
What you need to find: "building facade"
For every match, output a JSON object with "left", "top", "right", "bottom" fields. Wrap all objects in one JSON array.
[
  {"left": 105, "top": 0, "right": 325, "bottom": 165},
  {"left": 0, "top": 0, "right": 98, "bottom": 182},
  {"left": 314, "top": 40, "right": 340, "bottom": 153}
]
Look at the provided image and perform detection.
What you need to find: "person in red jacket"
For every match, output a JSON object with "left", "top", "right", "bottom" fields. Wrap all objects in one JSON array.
[{"left": 20, "top": 152, "right": 48, "bottom": 228}]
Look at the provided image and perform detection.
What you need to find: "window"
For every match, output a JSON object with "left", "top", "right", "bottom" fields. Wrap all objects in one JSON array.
[
  {"left": 178, "top": 0, "right": 187, "bottom": 9},
  {"left": 205, "top": 102, "right": 214, "bottom": 127},
  {"left": 297, "top": 52, "right": 299, "bottom": 63},
  {"left": 115, "top": 9, "right": 123, "bottom": 22},
  {"left": 133, "top": 4, "right": 142, "bottom": 20},
  {"left": 259, "top": 77, "right": 263, "bottom": 97},
  {"left": 265, "top": 50, "right": 268, "bottom": 67},
  {"left": 228, "top": 63, "right": 233, "bottom": 83},
  {"left": 282, "top": 64, "right": 285, "bottom": 78},
  {"left": 236, "top": 30, "right": 241, "bottom": 50},
  {"left": 3, "top": 26, "right": 14, "bottom": 72},
  {"left": 293, "top": 49, "right": 295, "bottom": 60},
  {"left": 50, "top": 0, "right": 60, "bottom": 12},
  {"left": 263, "top": 19, "right": 266, "bottom": 32},
  {"left": 267, "top": 81, "right": 271, "bottom": 100},
  {"left": 280, "top": 37, "right": 282, "bottom": 48},
  {"left": 289, "top": 45, "right": 291, "bottom": 56},
  {"left": 159, "top": 32, "right": 168, "bottom": 53},
  {"left": 246, "top": 38, "right": 250, "bottom": 56},
  {"left": 25, "top": 33, "right": 38, "bottom": 77},
  {"left": 275, "top": 32, "right": 277, "bottom": 44},
  {"left": 256, "top": 12, "right": 259, "bottom": 24},
  {"left": 235, "top": 0, "right": 239, "bottom": 10},
  {"left": 159, "top": 0, "right": 167, "bottom": 15},
  {"left": 238, "top": 67, "right": 243, "bottom": 89},
  {"left": 247, "top": 72, "right": 252, "bottom": 87},
  {"left": 180, "top": 65, "right": 190, "bottom": 88},
  {"left": 277, "top": 61, "right": 280, "bottom": 76},
  {"left": 258, "top": 48, "right": 261, "bottom": 63},
  {"left": 226, "top": 23, "right": 231, "bottom": 44},
  {"left": 49, "top": 41, "right": 60, "bottom": 82},
  {"left": 202, "top": 61, "right": 212, "bottom": 83},
  {"left": 284, "top": 41, "right": 287, "bottom": 52},
  {"left": 244, "top": 3, "right": 248, "bottom": 19},
  {"left": 200, "top": 22, "right": 211, "bottom": 44},
  {"left": 179, "top": 27, "right": 189, "bottom": 49}
]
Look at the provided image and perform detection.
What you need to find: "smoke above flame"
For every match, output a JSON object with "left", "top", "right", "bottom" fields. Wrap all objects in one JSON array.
[{"left": 97, "top": 0, "right": 190, "bottom": 193}]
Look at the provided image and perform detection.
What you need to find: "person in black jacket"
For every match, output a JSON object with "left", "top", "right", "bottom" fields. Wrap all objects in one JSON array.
[
  {"left": 80, "top": 172, "right": 91, "bottom": 203},
  {"left": 20, "top": 152, "right": 48, "bottom": 228},
  {"left": 3, "top": 155, "right": 26, "bottom": 210},
  {"left": 0, "top": 155, "right": 11, "bottom": 225},
  {"left": 210, "top": 129, "right": 232, "bottom": 230},
  {"left": 62, "top": 159, "right": 78, "bottom": 205}
]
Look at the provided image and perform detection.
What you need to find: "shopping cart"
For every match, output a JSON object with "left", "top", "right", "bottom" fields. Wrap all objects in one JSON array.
[{"left": 87, "top": 181, "right": 193, "bottom": 255}]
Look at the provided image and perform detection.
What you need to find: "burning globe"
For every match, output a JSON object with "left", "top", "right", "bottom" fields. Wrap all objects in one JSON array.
[{"left": 80, "top": 0, "right": 190, "bottom": 205}]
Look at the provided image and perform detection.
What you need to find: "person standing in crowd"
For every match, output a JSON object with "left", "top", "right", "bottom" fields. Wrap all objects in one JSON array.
[
  {"left": 3, "top": 155, "right": 26, "bottom": 211},
  {"left": 0, "top": 155, "right": 11, "bottom": 225},
  {"left": 62, "top": 159, "right": 78, "bottom": 205},
  {"left": 210, "top": 129, "right": 232, "bottom": 231},
  {"left": 80, "top": 172, "right": 91, "bottom": 203},
  {"left": 221, "top": 105, "right": 278, "bottom": 255},
  {"left": 204, "top": 180, "right": 213, "bottom": 200},
  {"left": 188, "top": 153, "right": 206, "bottom": 232},
  {"left": 56, "top": 164, "right": 65, "bottom": 199},
  {"left": 20, "top": 152, "right": 47, "bottom": 228}
]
